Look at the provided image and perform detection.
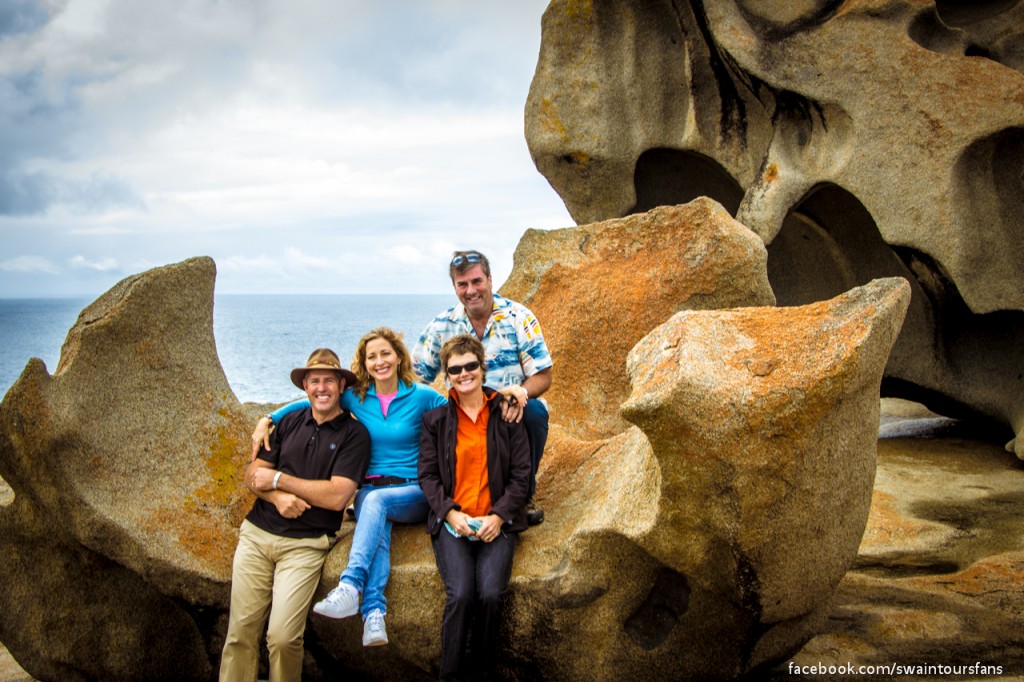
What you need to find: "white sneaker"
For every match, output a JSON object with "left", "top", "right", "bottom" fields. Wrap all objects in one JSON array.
[
  {"left": 362, "top": 608, "right": 388, "bottom": 647},
  {"left": 312, "top": 582, "right": 359, "bottom": 619}
]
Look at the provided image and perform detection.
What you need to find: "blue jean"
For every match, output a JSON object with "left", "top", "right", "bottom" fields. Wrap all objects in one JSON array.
[
  {"left": 523, "top": 399, "right": 549, "bottom": 499},
  {"left": 340, "top": 481, "right": 429, "bottom": 618},
  {"left": 431, "top": 529, "right": 517, "bottom": 681}
]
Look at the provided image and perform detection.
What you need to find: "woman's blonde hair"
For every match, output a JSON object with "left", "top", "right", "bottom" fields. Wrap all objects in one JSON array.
[{"left": 350, "top": 327, "right": 420, "bottom": 400}]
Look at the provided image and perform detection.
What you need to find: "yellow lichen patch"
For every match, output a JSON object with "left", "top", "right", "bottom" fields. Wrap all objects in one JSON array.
[
  {"left": 763, "top": 162, "right": 779, "bottom": 182},
  {"left": 189, "top": 407, "right": 252, "bottom": 519},
  {"left": 568, "top": 149, "right": 590, "bottom": 165},
  {"left": 157, "top": 407, "right": 253, "bottom": 569},
  {"left": 563, "top": 0, "right": 593, "bottom": 21},
  {"left": 539, "top": 98, "right": 571, "bottom": 143}
]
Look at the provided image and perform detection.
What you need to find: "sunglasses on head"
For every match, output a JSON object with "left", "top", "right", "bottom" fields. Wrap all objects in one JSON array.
[
  {"left": 451, "top": 253, "right": 482, "bottom": 268},
  {"left": 446, "top": 360, "right": 481, "bottom": 376}
]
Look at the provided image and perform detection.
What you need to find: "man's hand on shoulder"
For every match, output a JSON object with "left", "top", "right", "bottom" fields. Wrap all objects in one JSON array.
[{"left": 496, "top": 385, "right": 526, "bottom": 423}]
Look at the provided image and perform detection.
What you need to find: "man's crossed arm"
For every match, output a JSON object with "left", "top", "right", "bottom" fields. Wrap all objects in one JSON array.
[{"left": 245, "top": 458, "right": 358, "bottom": 518}]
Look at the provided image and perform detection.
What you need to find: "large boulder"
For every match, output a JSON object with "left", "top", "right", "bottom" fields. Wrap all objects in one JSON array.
[
  {"left": 312, "top": 277, "right": 910, "bottom": 680},
  {"left": 616, "top": 277, "right": 911, "bottom": 676},
  {"left": 0, "top": 255, "right": 909, "bottom": 680},
  {"left": 525, "top": 0, "right": 1024, "bottom": 458},
  {"left": 501, "top": 199, "right": 775, "bottom": 440},
  {"left": 0, "top": 257, "right": 253, "bottom": 680}
]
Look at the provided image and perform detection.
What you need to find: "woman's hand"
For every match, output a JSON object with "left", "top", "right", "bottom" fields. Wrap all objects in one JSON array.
[
  {"left": 475, "top": 514, "right": 503, "bottom": 543},
  {"left": 497, "top": 385, "right": 528, "bottom": 423},
  {"left": 250, "top": 417, "right": 273, "bottom": 461},
  {"left": 445, "top": 509, "right": 477, "bottom": 538}
]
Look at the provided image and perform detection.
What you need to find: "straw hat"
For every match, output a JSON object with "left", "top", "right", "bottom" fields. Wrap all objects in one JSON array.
[{"left": 289, "top": 348, "right": 357, "bottom": 389}]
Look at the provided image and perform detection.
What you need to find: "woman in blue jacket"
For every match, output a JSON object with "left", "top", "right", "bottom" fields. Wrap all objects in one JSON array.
[{"left": 251, "top": 327, "right": 445, "bottom": 647}]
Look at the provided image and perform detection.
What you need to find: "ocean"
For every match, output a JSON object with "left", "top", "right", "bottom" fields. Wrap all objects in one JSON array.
[{"left": 0, "top": 294, "right": 452, "bottom": 405}]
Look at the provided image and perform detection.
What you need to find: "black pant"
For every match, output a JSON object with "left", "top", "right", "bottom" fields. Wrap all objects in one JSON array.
[{"left": 431, "top": 529, "right": 517, "bottom": 681}]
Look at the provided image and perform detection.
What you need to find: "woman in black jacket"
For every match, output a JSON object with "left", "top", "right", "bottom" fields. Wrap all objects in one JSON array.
[{"left": 419, "top": 334, "right": 531, "bottom": 681}]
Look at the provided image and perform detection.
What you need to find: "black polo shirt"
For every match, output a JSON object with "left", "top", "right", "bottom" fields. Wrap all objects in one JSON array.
[{"left": 246, "top": 407, "right": 370, "bottom": 538}]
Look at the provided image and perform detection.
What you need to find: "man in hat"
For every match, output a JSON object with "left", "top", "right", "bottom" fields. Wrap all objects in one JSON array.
[
  {"left": 220, "top": 348, "right": 371, "bottom": 682},
  {"left": 413, "top": 250, "right": 552, "bottom": 526}
]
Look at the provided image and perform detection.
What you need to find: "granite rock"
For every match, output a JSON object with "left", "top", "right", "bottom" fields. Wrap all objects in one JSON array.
[
  {"left": 0, "top": 257, "right": 253, "bottom": 680},
  {"left": 525, "top": 0, "right": 1024, "bottom": 459},
  {"left": 501, "top": 199, "right": 775, "bottom": 440},
  {"left": 0, "top": 259, "right": 908, "bottom": 680}
]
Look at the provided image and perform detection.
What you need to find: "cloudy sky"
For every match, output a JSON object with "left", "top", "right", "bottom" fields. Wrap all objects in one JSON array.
[{"left": 0, "top": 0, "right": 572, "bottom": 298}]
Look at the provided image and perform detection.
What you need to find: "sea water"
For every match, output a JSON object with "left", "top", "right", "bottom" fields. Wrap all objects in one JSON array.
[{"left": 0, "top": 294, "right": 452, "bottom": 405}]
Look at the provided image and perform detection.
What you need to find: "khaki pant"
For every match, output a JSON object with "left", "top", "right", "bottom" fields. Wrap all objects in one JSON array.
[{"left": 219, "top": 520, "right": 335, "bottom": 682}]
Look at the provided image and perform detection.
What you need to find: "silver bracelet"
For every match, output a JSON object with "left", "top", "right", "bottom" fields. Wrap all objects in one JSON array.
[{"left": 272, "top": 471, "right": 283, "bottom": 490}]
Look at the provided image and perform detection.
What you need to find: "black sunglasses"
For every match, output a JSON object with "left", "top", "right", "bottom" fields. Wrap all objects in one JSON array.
[
  {"left": 446, "top": 360, "right": 481, "bottom": 376},
  {"left": 451, "top": 253, "right": 482, "bottom": 268}
]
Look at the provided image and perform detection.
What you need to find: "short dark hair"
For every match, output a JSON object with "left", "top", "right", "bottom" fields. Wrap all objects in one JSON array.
[
  {"left": 440, "top": 334, "right": 487, "bottom": 383},
  {"left": 449, "top": 250, "right": 491, "bottom": 281}
]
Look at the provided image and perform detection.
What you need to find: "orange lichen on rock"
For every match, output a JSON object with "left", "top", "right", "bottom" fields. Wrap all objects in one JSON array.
[
  {"left": 502, "top": 200, "right": 774, "bottom": 439},
  {"left": 860, "top": 489, "right": 922, "bottom": 548},
  {"left": 722, "top": 302, "right": 876, "bottom": 397},
  {"left": 927, "top": 553, "right": 1024, "bottom": 598}
]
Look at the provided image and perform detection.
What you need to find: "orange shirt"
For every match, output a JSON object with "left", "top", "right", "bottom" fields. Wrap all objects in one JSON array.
[{"left": 451, "top": 389, "right": 498, "bottom": 518}]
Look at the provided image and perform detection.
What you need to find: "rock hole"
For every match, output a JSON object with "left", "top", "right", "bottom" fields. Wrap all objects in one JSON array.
[
  {"left": 952, "top": 127, "right": 1024, "bottom": 286},
  {"left": 631, "top": 148, "right": 744, "bottom": 216},
  {"left": 765, "top": 183, "right": 900, "bottom": 307},
  {"left": 907, "top": 9, "right": 966, "bottom": 57},
  {"left": 623, "top": 567, "right": 691, "bottom": 650},
  {"left": 935, "top": 0, "right": 1021, "bottom": 27}
]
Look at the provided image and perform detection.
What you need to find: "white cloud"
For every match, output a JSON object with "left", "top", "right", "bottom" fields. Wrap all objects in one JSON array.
[
  {"left": 68, "top": 225, "right": 134, "bottom": 235},
  {"left": 0, "top": 255, "right": 60, "bottom": 274},
  {"left": 0, "top": 0, "right": 573, "bottom": 298},
  {"left": 283, "top": 247, "right": 332, "bottom": 270},
  {"left": 69, "top": 254, "right": 118, "bottom": 271},
  {"left": 387, "top": 245, "right": 425, "bottom": 264},
  {"left": 218, "top": 254, "right": 285, "bottom": 275}
]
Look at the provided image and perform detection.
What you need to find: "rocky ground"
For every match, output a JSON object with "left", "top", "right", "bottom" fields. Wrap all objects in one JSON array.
[
  {"left": 772, "top": 399, "right": 1024, "bottom": 681},
  {"left": 1, "top": 399, "right": 1021, "bottom": 682}
]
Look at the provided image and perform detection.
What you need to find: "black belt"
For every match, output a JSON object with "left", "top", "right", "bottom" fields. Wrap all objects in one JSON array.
[{"left": 364, "top": 476, "right": 417, "bottom": 487}]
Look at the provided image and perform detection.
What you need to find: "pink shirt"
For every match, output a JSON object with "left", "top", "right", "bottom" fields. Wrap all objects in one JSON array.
[{"left": 377, "top": 390, "right": 398, "bottom": 417}]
